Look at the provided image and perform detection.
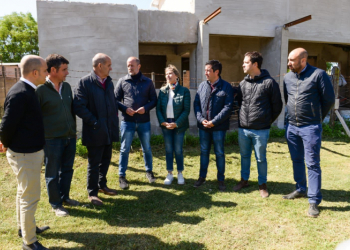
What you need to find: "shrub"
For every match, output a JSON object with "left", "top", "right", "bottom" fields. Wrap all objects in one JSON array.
[
  {"left": 76, "top": 139, "right": 88, "bottom": 157},
  {"left": 269, "top": 126, "right": 285, "bottom": 138},
  {"left": 225, "top": 131, "right": 238, "bottom": 144}
]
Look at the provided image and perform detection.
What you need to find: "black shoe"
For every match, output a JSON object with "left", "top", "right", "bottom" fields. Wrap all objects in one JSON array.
[
  {"left": 22, "top": 240, "right": 48, "bottom": 250},
  {"left": 18, "top": 226, "right": 50, "bottom": 238},
  {"left": 218, "top": 181, "right": 226, "bottom": 192},
  {"left": 146, "top": 171, "right": 156, "bottom": 183},
  {"left": 119, "top": 176, "right": 129, "bottom": 189},
  {"left": 193, "top": 177, "right": 206, "bottom": 187},
  {"left": 282, "top": 190, "right": 306, "bottom": 199},
  {"left": 308, "top": 204, "right": 320, "bottom": 217}
]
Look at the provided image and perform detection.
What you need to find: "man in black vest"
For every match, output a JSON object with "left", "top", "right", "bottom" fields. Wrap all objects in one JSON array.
[
  {"left": 0, "top": 55, "right": 49, "bottom": 250},
  {"left": 73, "top": 53, "right": 119, "bottom": 206}
]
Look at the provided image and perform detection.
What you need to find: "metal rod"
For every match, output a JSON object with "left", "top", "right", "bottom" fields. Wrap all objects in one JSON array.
[
  {"left": 203, "top": 7, "right": 221, "bottom": 24},
  {"left": 335, "top": 110, "right": 350, "bottom": 137},
  {"left": 283, "top": 15, "right": 312, "bottom": 28}
]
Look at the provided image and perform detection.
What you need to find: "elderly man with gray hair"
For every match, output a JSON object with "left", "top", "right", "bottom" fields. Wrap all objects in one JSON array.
[
  {"left": 73, "top": 53, "right": 119, "bottom": 206},
  {"left": 0, "top": 55, "right": 49, "bottom": 250}
]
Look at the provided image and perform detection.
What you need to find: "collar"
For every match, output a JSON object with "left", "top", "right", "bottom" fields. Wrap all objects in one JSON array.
[
  {"left": 46, "top": 77, "right": 63, "bottom": 93},
  {"left": 169, "top": 81, "right": 178, "bottom": 90},
  {"left": 208, "top": 78, "right": 220, "bottom": 86},
  {"left": 300, "top": 65, "right": 307, "bottom": 74},
  {"left": 20, "top": 77, "right": 37, "bottom": 89},
  {"left": 92, "top": 71, "right": 107, "bottom": 84}
]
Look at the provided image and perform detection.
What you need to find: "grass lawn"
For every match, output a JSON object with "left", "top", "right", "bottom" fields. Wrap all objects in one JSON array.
[{"left": 0, "top": 138, "right": 349, "bottom": 249}]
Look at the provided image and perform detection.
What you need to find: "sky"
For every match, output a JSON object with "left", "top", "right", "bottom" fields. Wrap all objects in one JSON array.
[{"left": 0, "top": 0, "right": 157, "bottom": 19}]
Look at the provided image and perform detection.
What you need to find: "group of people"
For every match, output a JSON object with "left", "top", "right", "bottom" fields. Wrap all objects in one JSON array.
[{"left": 0, "top": 47, "right": 335, "bottom": 250}]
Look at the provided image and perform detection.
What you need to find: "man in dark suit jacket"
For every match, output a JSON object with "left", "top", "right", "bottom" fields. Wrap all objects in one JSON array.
[
  {"left": 73, "top": 53, "right": 119, "bottom": 206},
  {"left": 0, "top": 55, "right": 49, "bottom": 250}
]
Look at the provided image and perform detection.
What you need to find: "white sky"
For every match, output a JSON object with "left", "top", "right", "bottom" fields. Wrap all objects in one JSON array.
[{"left": 0, "top": 0, "right": 157, "bottom": 19}]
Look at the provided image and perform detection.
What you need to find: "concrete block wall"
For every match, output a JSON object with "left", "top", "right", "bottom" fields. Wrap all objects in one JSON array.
[{"left": 37, "top": 1, "right": 139, "bottom": 85}]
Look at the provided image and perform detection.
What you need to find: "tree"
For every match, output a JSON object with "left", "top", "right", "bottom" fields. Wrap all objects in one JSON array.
[{"left": 0, "top": 12, "right": 38, "bottom": 63}]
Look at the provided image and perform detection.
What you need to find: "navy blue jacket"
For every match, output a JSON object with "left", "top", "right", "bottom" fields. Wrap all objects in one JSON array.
[
  {"left": 115, "top": 73, "right": 157, "bottom": 123},
  {"left": 284, "top": 64, "right": 335, "bottom": 126},
  {"left": 73, "top": 72, "right": 119, "bottom": 146},
  {"left": 194, "top": 78, "right": 234, "bottom": 131}
]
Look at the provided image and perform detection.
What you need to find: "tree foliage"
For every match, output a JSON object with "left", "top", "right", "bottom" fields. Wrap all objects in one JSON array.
[{"left": 0, "top": 12, "right": 38, "bottom": 62}]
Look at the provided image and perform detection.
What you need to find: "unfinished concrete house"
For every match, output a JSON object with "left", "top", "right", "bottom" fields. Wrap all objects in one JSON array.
[{"left": 37, "top": 0, "right": 350, "bottom": 133}]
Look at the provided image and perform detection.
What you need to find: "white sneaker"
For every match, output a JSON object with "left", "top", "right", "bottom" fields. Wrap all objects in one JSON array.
[
  {"left": 53, "top": 206, "right": 69, "bottom": 217},
  {"left": 177, "top": 173, "right": 185, "bottom": 185},
  {"left": 164, "top": 173, "right": 174, "bottom": 185}
]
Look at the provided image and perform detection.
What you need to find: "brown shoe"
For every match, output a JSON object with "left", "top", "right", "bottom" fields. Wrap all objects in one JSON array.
[
  {"left": 259, "top": 183, "right": 269, "bottom": 198},
  {"left": 98, "top": 186, "right": 117, "bottom": 196},
  {"left": 88, "top": 196, "right": 103, "bottom": 206},
  {"left": 233, "top": 178, "right": 249, "bottom": 191}
]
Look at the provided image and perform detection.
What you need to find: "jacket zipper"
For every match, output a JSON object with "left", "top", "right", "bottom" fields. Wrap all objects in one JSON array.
[
  {"left": 295, "top": 78, "right": 300, "bottom": 126},
  {"left": 247, "top": 83, "right": 253, "bottom": 126},
  {"left": 60, "top": 88, "right": 73, "bottom": 136},
  {"left": 311, "top": 102, "right": 316, "bottom": 117}
]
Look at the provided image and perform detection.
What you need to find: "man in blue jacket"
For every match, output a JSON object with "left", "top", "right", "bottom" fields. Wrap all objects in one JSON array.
[
  {"left": 193, "top": 60, "right": 234, "bottom": 191},
  {"left": 73, "top": 53, "right": 119, "bottom": 206},
  {"left": 115, "top": 57, "right": 158, "bottom": 189},
  {"left": 283, "top": 48, "right": 335, "bottom": 217}
]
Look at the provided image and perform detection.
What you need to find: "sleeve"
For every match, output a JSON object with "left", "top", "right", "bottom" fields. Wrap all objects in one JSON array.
[
  {"left": 156, "top": 91, "right": 166, "bottom": 125},
  {"left": 283, "top": 79, "right": 288, "bottom": 104},
  {"left": 318, "top": 71, "right": 335, "bottom": 120},
  {"left": 193, "top": 84, "right": 206, "bottom": 123},
  {"left": 144, "top": 80, "right": 157, "bottom": 112},
  {"left": 114, "top": 78, "right": 128, "bottom": 113},
  {"left": 175, "top": 88, "right": 191, "bottom": 128},
  {"left": 270, "top": 80, "right": 283, "bottom": 124},
  {"left": 0, "top": 93, "right": 27, "bottom": 147},
  {"left": 73, "top": 79, "right": 97, "bottom": 126},
  {"left": 211, "top": 84, "right": 234, "bottom": 126}
]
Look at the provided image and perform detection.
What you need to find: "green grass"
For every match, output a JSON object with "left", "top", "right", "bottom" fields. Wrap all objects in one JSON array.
[{"left": 0, "top": 137, "right": 350, "bottom": 250}]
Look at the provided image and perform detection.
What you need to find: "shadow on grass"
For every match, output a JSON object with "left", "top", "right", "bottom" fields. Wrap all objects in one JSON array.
[
  {"left": 68, "top": 188, "right": 236, "bottom": 228},
  {"left": 321, "top": 146, "right": 350, "bottom": 158},
  {"left": 233, "top": 180, "right": 350, "bottom": 203},
  {"left": 320, "top": 206, "right": 350, "bottom": 212},
  {"left": 45, "top": 232, "right": 205, "bottom": 250}
]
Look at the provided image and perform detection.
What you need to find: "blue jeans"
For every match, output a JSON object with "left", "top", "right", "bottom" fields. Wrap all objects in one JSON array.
[
  {"left": 286, "top": 123, "right": 323, "bottom": 204},
  {"left": 199, "top": 129, "right": 226, "bottom": 181},
  {"left": 44, "top": 137, "right": 76, "bottom": 209},
  {"left": 162, "top": 127, "right": 185, "bottom": 172},
  {"left": 238, "top": 128, "right": 270, "bottom": 185},
  {"left": 119, "top": 121, "right": 153, "bottom": 176}
]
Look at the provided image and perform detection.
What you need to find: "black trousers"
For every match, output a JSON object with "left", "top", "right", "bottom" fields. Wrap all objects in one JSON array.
[{"left": 86, "top": 144, "right": 112, "bottom": 196}]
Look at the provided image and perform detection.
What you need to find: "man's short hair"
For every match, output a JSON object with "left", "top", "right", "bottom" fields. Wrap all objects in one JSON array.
[
  {"left": 46, "top": 54, "right": 69, "bottom": 73},
  {"left": 245, "top": 51, "right": 263, "bottom": 69},
  {"left": 20, "top": 56, "right": 44, "bottom": 76},
  {"left": 205, "top": 60, "right": 222, "bottom": 76}
]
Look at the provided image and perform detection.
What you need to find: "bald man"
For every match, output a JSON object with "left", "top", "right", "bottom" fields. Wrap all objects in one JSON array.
[
  {"left": 0, "top": 55, "right": 49, "bottom": 249},
  {"left": 115, "top": 57, "right": 157, "bottom": 189},
  {"left": 73, "top": 53, "right": 119, "bottom": 206},
  {"left": 283, "top": 48, "right": 335, "bottom": 217}
]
